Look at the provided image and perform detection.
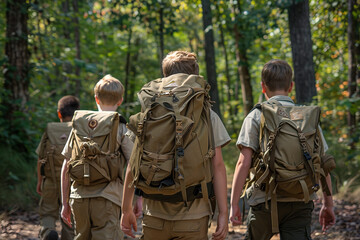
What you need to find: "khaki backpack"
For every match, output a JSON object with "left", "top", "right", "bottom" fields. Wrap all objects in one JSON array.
[
  {"left": 127, "top": 74, "right": 215, "bottom": 206},
  {"left": 247, "top": 99, "right": 335, "bottom": 233},
  {"left": 39, "top": 122, "right": 72, "bottom": 192},
  {"left": 67, "top": 110, "right": 127, "bottom": 185}
]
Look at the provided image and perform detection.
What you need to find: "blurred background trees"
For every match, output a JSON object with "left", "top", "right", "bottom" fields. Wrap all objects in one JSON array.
[{"left": 0, "top": 0, "right": 359, "bottom": 209}]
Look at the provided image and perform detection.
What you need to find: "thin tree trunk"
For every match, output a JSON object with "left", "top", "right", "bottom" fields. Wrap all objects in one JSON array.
[
  {"left": 4, "top": 0, "right": 30, "bottom": 114},
  {"left": 159, "top": 4, "right": 164, "bottom": 76},
  {"left": 72, "top": 0, "right": 81, "bottom": 96},
  {"left": 347, "top": 0, "right": 357, "bottom": 146},
  {"left": 215, "top": 2, "right": 232, "bottom": 115},
  {"left": 124, "top": 28, "right": 133, "bottom": 104},
  {"left": 288, "top": 0, "right": 317, "bottom": 104},
  {"left": 201, "top": 0, "right": 221, "bottom": 118},
  {"left": 232, "top": 1, "right": 253, "bottom": 115},
  {"left": 129, "top": 38, "right": 141, "bottom": 104}
]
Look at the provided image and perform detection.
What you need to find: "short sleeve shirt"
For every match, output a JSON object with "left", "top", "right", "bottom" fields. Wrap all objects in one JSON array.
[
  {"left": 143, "top": 109, "right": 231, "bottom": 220},
  {"left": 236, "top": 95, "right": 328, "bottom": 206},
  {"left": 62, "top": 121, "right": 134, "bottom": 207}
]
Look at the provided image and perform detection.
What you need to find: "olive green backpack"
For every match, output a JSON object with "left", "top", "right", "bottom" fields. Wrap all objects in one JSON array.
[
  {"left": 127, "top": 74, "right": 215, "bottom": 206},
  {"left": 39, "top": 122, "right": 72, "bottom": 193},
  {"left": 247, "top": 100, "right": 335, "bottom": 233},
  {"left": 67, "top": 110, "right": 127, "bottom": 185}
]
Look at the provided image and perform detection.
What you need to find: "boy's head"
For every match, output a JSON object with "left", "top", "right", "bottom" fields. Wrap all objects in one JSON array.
[
  {"left": 162, "top": 51, "right": 199, "bottom": 77},
  {"left": 94, "top": 74, "right": 124, "bottom": 109},
  {"left": 57, "top": 95, "right": 80, "bottom": 122},
  {"left": 261, "top": 60, "right": 293, "bottom": 93}
]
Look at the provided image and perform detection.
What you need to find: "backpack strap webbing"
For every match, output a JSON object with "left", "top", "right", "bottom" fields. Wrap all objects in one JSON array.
[
  {"left": 135, "top": 182, "right": 215, "bottom": 203},
  {"left": 174, "top": 103, "right": 187, "bottom": 206},
  {"left": 48, "top": 146, "right": 58, "bottom": 195}
]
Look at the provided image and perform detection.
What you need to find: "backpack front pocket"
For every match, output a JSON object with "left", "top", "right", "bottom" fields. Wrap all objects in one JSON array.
[{"left": 139, "top": 150, "right": 174, "bottom": 187}]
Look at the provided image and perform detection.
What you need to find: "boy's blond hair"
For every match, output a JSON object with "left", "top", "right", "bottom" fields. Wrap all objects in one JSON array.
[
  {"left": 162, "top": 51, "right": 199, "bottom": 77},
  {"left": 262, "top": 60, "right": 293, "bottom": 92},
  {"left": 94, "top": 74, "right": 124, "bottom": 105}
]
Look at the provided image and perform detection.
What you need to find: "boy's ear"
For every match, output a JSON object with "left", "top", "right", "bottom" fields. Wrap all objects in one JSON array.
[
  {"left": 94, "top": 95, "right": 100, "bottom": 104},
  {"left": 261, "top": 82, "right": 267, "bottom": 94},
  {"left": 57, "top": 110, "right": 63, "bottom": 120},
  {"left": 288, "top": 81, "right": 294, "bottom": 93},
  {"left": 117, "top": 97, "right": 123, "bottom": 106}
]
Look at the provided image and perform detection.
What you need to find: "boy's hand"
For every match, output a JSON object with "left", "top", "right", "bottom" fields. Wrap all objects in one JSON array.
[
  {"left": 61, "top": 203, "right": 72, "bottom": 228},
  {"left": 212, "top": 212, "right": 228, "bottom": 240},
  {"left": 121, "top": 211, "right": 137, "bottom": 238},
  {"left": 36, "top": 180, "right": 42, "bottom": 195},
  {"left": 319, "top": 205, "right": 335, "bottom": 233},
  {"left": 133, "top": 197, "right": 143, "bottom": 218},
  {"left": 229, "top": 204, "right": 242, "bottom": 226}
]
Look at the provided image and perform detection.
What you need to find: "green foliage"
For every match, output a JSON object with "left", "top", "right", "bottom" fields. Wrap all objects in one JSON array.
[
  {"left": 0, "top": 0, "right": 359, "bottom": 209},
  {"left": 0, "top": 146, "right": 38, "bottom": 210}
]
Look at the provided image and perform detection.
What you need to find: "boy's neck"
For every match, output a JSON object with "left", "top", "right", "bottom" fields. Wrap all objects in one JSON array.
[
  {"left": 97, "top": 104, "right": 118, "bottom": 112},
  {"left": 265, "top": 91, "right": 289, "bottom": 100},
  {"left": 60, "top": 117, "right": 72, "bottom": 122}
]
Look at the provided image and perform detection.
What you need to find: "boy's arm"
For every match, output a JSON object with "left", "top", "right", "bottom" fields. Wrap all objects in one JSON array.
[
  {"left": 36, "top": 159, "right": 43, "bottom": 195},
  {"left": 60, "top": 159, "right": 72, "bottom": 228},
  {"left": 229, "top": 146, "right": 253, "bottom": 226},
  {"left": 319, "top": 174, "right": 335, "bottom": 232},
  {"left": 121, "top": 164, "right": 137, "bottom": 238},
  {"left": 211, "top": 146, "right": 228, "bottom": 240}
]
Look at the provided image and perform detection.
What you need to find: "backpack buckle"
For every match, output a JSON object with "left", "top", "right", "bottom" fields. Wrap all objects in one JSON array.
[
  {"left": 137, "top": 123, "right": 144, "bottom": 135},
  {"left": 312, "top": 184, "right": 320, "bottom": 191},
  {"left": 303, "top": 152, "right": 311, "bottom": 161},
  {"left": 177, "top": 147, "right": 184, "bottom": 157},
  {"left": 176, "top": 120, "right": 182, "bottom": 133}
]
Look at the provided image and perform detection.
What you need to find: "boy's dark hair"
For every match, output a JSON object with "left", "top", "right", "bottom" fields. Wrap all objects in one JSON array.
[
  {"left": 261, "top": 59, "right": 293, "bottom": 92},
  {"left": 162, "top": 51, "right": 199, "bottom": 77},
  {"left": 58, "top": 95, "right": 80, "bottom": 118}
]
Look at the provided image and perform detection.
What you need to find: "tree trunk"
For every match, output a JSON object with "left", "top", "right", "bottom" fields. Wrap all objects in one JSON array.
[
  {"left": 72, "top": 0, "right": 81, "bottom": 96},
  {"left": 159, "top": 4, "right": 164, "bottom": 76},
  {"left": 288, "top": 0, "right": 317, "bottom": 104},
  {"left": 347, "top": 0, "right": 358, "bottom": 146},
  {"left": 201, "top": 0, "right": 221, "bottom": 118},
  {"left": 4, "top": 0, "right": 30, "bottom": 114},
  {"left": 232, "top": 1, "right": 253, "bottom": 115},
  {"left": 124, "top": 28, "right": 133, "bottom": 104},
  {"left": 129, "top": 38, "right": 141, "bottom": 104},
  {"left": 215, "top": 2, "right": 232, "bottom": 115}
]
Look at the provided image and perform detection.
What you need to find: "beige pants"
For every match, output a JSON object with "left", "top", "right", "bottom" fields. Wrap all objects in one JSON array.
[
  {"left": 141, "top": 215, "right": 209, "bottom": 240},
  {"left": 39, "top": 177, "right": 74, "bottom": 240},
  {"left": 70, "top": 197, "right": 124, "bottom": 240}
]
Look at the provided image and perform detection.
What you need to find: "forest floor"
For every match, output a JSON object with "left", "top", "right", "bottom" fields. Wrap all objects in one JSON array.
[{"left": 1, "top": 180, "right": 360, "bottom": 240}]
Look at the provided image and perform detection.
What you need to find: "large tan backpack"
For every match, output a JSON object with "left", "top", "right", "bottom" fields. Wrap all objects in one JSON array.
[
  {"left": 127, "top": 74, "right": 215, "bottom": 205},
  {"left": 248, "top": 99, "right": 335, "bottom": 233},
  {"left": 39, "top": 122, "right": 72, "bottom": 192},
  {"left": 68, "top": 110, "right": 127, "bottom": 185}
]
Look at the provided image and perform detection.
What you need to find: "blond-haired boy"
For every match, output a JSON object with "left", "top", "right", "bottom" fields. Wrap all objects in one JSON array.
[
  {"left": 121, "top": 51, "right": 230, "bottom": 240},
  {"left": 61, "top": 75, "right": 140, "bottom": 240}
]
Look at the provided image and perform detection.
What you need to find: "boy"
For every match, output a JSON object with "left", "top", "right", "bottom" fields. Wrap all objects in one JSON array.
[
  {"left": 36, "top": 95, "right": 79, "bottom": 240},
  {"left": 60, "top": 75, "right": 141, "bottom": 240},
  {"left": 121, "top": 51, "right": 231, "bottom": 240},
  {"left": 230, "top": 59, "right": 336, "bottom": 239}
]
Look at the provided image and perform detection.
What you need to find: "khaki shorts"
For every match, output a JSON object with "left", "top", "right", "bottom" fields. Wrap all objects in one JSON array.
[
  {"left": 70, "top": 197, "right": 123, "bottom": 240},
  {"left": 141, "top": 215, "right": 209, "bottom": 240}
]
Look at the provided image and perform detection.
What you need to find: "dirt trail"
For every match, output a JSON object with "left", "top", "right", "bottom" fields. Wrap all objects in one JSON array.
[{"left": 1, "top": 197, "right": 359, "bottom": 240}]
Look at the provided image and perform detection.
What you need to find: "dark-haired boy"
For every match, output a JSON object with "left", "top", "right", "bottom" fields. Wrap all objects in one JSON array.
[
  {"left": 230, "top": 60, "right": 335, "bottom": 240},
  {"left": 36, "top": 95, "right": 79, "bottom": 240}
]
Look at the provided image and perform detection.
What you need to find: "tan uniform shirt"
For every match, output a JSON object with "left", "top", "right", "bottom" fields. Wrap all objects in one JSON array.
[
  {"left": 62, "top": 121, "right": 134, "bottom": 207},
  {"left": 143, "top": 109, "right": 231, "bottom": 220},
  {"left": 236, "top": 95, "right": 328, "bottom": 206}
]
